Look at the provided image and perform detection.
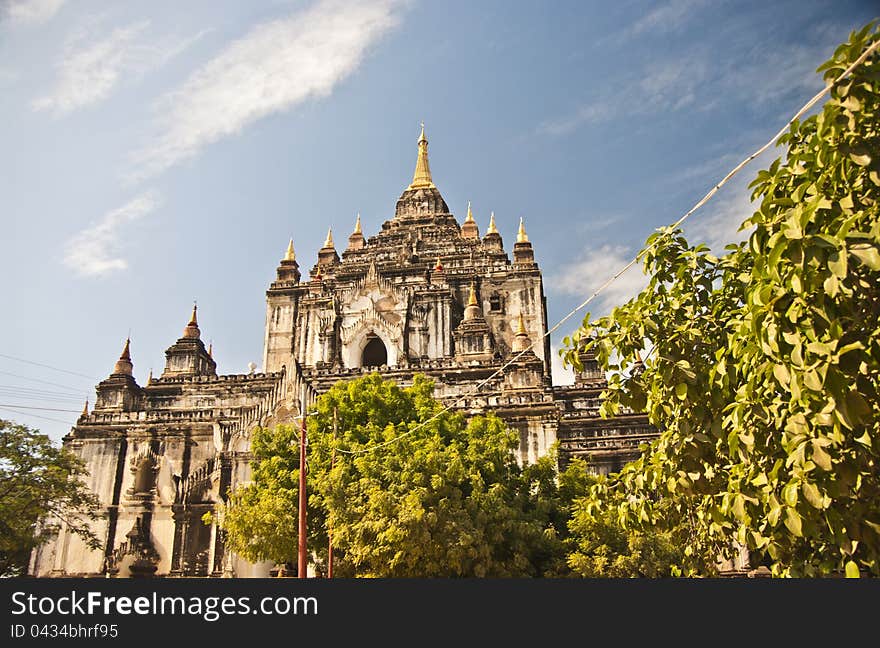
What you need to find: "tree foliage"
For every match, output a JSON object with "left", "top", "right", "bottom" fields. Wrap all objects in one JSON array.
[
  {"left": 563, "top": 23, "right": 880, "bottom": 577},
  {"left": 221, "top": 374, "right": 581, "bottom": 577},
  {"left": 0, "top": 419, "right": 102, "bottom": 577}
]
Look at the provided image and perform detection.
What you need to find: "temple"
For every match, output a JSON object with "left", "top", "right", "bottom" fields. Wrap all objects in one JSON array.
[{"left": 30, "top": 127, "right": 654, "bottom": 577}]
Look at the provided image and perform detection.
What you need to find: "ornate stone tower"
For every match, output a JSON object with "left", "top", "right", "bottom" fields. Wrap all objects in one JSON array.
[{"left": 262, "top": 125, "right": 552, "bottom": 396}]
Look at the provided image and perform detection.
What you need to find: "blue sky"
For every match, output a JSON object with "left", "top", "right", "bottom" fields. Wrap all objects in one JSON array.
[{"left": 1, "top": 0, "right": 876, "bottom": 441}]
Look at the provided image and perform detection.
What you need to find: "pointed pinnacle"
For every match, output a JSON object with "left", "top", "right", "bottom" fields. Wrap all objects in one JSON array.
[
  {"left": 324, "top": 227, "right": 334, "bottom": 248},
  {"left": 517, "top": 217, "right": 529, "bottom": 243},
  {"left": 285, "top": 238, "right": 296, "bottom": 261},
  {"left": 354, "top": 213, "right": 362, "bottom": 234},
  {"left": 467, "top": 282, "right": 478, "bottom": 307},
  {"left": 487, "top": 212, "right": 498, "bottom": 235}
]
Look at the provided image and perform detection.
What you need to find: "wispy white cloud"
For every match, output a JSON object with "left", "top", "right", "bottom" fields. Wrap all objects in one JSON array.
[
  {"left": 538, "top": 58, "right": 707, "bottom": 135},
  {"left": 2, "top": 0, "right": 65, "bottom": 25},
  {"left": 547, "top": 244, "right": 649, "bottom": 316},
  {"left": 64, "top": 192, "right": 160, "bottom": 277},
  {"left": 685, "top": 185, "right": 756, "bottom": 252},
  {"left": 627, "top": 0, "right": 708, "bottom": 36},
  {"left": 33, "top": 20, "right": 206, "bottom": 115},
  {"left": 131, "top": 0, "right": 405, "bottom": 180},
  {"left": 540, "top": 32, "right": 835, "bottom": 137}
]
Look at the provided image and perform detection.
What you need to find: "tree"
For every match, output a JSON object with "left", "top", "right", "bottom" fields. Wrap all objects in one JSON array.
[
  {"left": 0, "top": 419, "right": 102, "bottom": 577},
  {"left": 221, "top": 373, "right": 575, "bottom": 577},
  {"left": 562, "top": 23, "right": 880, "bottom": 577},
  {"left": 565, "top": 471, "right": 687, "bottom": 577}
]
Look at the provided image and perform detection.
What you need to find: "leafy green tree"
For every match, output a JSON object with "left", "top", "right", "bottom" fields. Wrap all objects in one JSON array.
[
  {"left": 221, "top": 373, "right": 575, "bottom": 576},
  {"left": 0, "top": 419, "right": 102, "bottom": 577},
  {"left": 563, "top": 23, "right": 880, "bottom": 577}
]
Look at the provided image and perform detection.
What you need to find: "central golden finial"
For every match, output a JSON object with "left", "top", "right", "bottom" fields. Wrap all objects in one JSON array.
[
  {"left": 324, "top": 227, "right": 334, "bottom": 248},
  {"left": 284, "top": 238, "right": 296, "bottom": 261},
  {"left": 487, "top": 212, "right": 498, "bottom": 235},
  {"left": 517, "top": 217, "right": 529, "bottom": 243},
  {"left": 408, "top": 123, "right": 435, "bottom": 190},
  {"left": 465, "top": 201, "right": 474, "bottom": 223},
  {"left": 354, "top": 213, "right": 362, "bottom": 234}
]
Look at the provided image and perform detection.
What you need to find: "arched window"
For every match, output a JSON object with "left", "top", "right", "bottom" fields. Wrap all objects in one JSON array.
[
  {"left": 134, "top": 458, "right": 155, "bottom": 493},
  {"left": 362, "top": 336, "right": 388, "bottom": 367},
  {"left": 489, "top": 293, "right": 503, "bottom": 312}
]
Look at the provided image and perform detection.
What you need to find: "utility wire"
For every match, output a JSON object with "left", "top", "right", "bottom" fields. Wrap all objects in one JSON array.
[
  {"left": 337, "top": 35, "right": 880, "bottom": 456},
  {"left": 0, "top": 370, "right": 87, "bottom": 393},
  {"left": 0, "top": 353, "right": 99, "bottom": 381},
  {"left": 0, "top": 404, "right": 82, "bottom": 412},
  {"left": 0, "top": 406, "right": 75, "bottom": 425}
]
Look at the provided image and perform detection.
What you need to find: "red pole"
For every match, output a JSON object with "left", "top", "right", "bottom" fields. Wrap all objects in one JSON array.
[
  {"left": 327, "top": 407, "right": 337, "bottom": 579},
  {"left": 297, "top": 394, "right": 308, "bottom": 578}
]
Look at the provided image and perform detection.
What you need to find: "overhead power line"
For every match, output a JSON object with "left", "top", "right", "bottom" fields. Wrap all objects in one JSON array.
[
  {"left": 0, "top": 370, "right": 87, "bottom": 393},
  {"left": 0, "top": 353, "right": 99, "bottom": 381},
  {"left": 0, "top": 406, "right": 76, "bottom": 425},
  {"left": 336, "top": 34, "right": 880, "bottom": 456}
]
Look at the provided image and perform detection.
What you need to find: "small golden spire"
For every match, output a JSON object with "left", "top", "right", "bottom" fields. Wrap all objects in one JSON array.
[
  {"left": 81, "top": 399, "right": 89, "bottom": 417},
  {"left": 119, "top": 337, "right": 131, "bottom": 361},
  {"left": 408, "top": 123, "right": 435, "bottom": 189},
  {"left": 324, "top": 227, "right": 334, "bottom": 248},
  {"left": 516, "top": 313, "right": 527, "bottom": 336},
  {"left": 517, "top": 217, "right": 529, "bottom": 243},
  {"left": 284, "top": 238, "right": 296, "bottom": 261},
  {"left": 113, "top": 338, "right": 133, "bottom": 375},
  {"left": 465, "top": 201, "right": 474, "bottom": 223},
  {"left": 148, "top": 368, "right": 153, "bottom": 383},
  {"left": 183, "top": 303, "right": 200, "bottom": 339},
  {"left": 487, "top": 212, "right": 498, "bottom": 235},
  {"left": 354, "top": 213, "right": 362, "bottom": 234},
  {"left": 467, "top": 282, "right": 478, "bottom": 307},
  {"left": 434, "top": 256, "right": 443, "bottom": 271}
]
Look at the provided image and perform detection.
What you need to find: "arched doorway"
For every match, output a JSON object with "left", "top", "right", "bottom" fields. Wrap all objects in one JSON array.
[{"left": 362, "top": 335, "right": 387, "bottom": 367}]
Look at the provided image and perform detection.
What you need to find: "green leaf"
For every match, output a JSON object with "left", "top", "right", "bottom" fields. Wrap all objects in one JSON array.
[
  {"left": 773, "top": 363, "right": 790, "bottom": 385},
  {"left": 782, "top": 482, "right": 799, "bottom": 507},
  {"left": 811, "top": 440, "right": 833, "bottom": 471},
  {"left": 845, "top": 561, "right": 860, "bottom": 578},
  {"left": 675, "top": 383, "right": 688, "bottom": 400},
  {"left": 828, "top": 250, "right": 847, "bottom": 278},
  {"left": 849, "top": 243, "right": 880, "bottom": 269},
  {"left": 803, "top": 481, "right": 823, "bottom": 509},
  {"left": 784, "top": 507, "right": 803, "bottom": 537}
]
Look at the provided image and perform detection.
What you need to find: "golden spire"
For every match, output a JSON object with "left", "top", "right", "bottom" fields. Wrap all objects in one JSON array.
[
  {"left": 113, "top": 338, "right": 133, "bottom": 375},
  {"left": 487, "top": 212, "right": 498, "bottom": 235},
  {"left": 517, "top": 217, "right": 529, "bottom": 243},
  {"left": 324, "top": 227, "right": 334, "bottom": 248},
  {"left": 81, "top": 399, "right": 89, "bottom": 417},
  {"left": 354, "top": 213, "right": 362, "bottom": 234},
  {"left": 435, "top": 256, "right": 443, "bottom": 271},
  {"left": 284, "top": 238, "right": 296, "bottom": 261},
  {"left": 516, "top": 313, "right": 527, "bottom": 335},
  {"left": 467, "top": 282, "right": 478, "bottom": 307},
  {"left": 465, "top": 201, "right": 474, "bottom": 223},
  {"left": 408, "top": 122, "right": 435, "bottom": 190},
  {"left": 183, "top": 303, "right": 200, "bottom": 339},
  {"left": 120, "top": 337, "right": 131, "bottom": 361}
]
